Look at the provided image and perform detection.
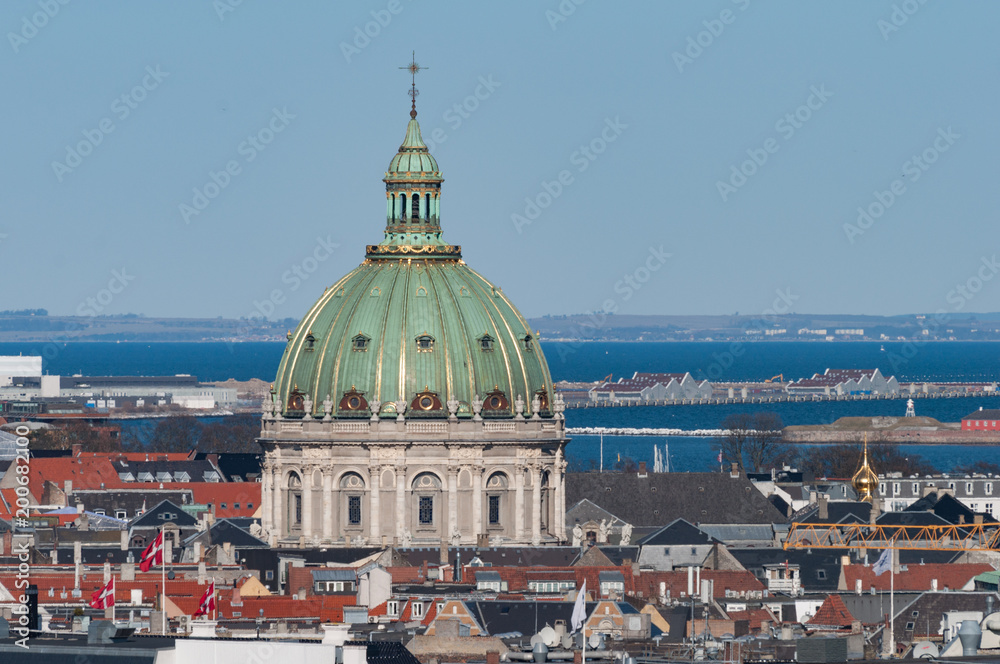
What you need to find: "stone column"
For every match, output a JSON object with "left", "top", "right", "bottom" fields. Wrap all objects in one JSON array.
[
  {"left": 302, "top": 465, "right": 314, "bottom": 541},
  {"left": 530, "top": 465, "right": 542, "bottom": 546},
  {"left": 472, "top": 465, "right": 483, "bottom": 540},
  {"left": 322, "top": 468, "right": 334, "bottom": 541},
  {"left": 370, "top": 465, "right": 381, "bottom": 540},
  {"left": 553, "top": 451, "right": 565, "bottom": 540},
  {"left": 559, "top": 459, "right": 568, "bottom": 540},
  {"left": 272, "top": 465, "right": 283, "bottom": 540},
  {"left": 261, "top": 461, "right": 271, "bottom": 533},
  {"left": 514, "top": 464, "right": 525, "bottom": 541},
  {"left": 447, "top": 466, "right": 458, "bottom": 540},
  {"left": 396, "top": 465, "right": 407, "bottom": 540}
]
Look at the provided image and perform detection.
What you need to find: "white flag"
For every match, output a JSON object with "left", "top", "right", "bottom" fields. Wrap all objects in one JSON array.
[
  {"left": 571, "top": 580, "right": 588, "bottom": 633},
  {"left": 873, "top": 548, "right": 892, "bottom": 576}
]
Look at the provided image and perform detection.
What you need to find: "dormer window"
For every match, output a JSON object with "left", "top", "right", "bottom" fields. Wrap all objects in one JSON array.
[
  {"left": 478, "top": 334, "right": 495, "bottom": 352},
  {"left": 416, "top": 334, "right": 435, "bottom": 352},
  {"left": 523, "top": 334, "right": 533, "bottom": 351},
  {"left": 339, "top": 387, "right": 369, "bottom": 412},
  {"left": 304, "top": 332, "right": 316, "bottom": 351},
  {"left": 352, "top": 333, "right": 370, "bottom": 352}
]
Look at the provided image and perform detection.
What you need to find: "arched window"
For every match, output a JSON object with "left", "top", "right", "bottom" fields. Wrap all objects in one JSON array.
[
  {"left": 400, "top": 194, "right": 407, "bottom": 220},
  {"left": 287, "top": 472, "right": 302, "bottom": 528},
  {"left": 340, "top": 472, "right": 365, "bottom": 527},
  {"left": 425, "top": 193, "right": 432, "bottom": 221},
  {"left": 411, "top": 193, "right": 420, "bottom": 220},
  {"left": 478, "top": 334, "right": 495, "bottom": 352},
  {"left": 486, "top": 472, "right": 509, "bottom": 526},
  {"left": 412, "top": 473, "right": 441, "bottom": 527}
]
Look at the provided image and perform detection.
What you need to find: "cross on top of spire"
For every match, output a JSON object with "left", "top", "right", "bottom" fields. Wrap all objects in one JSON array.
[{"left": 399, "top": 51, "right": 427, "bottom": 119}]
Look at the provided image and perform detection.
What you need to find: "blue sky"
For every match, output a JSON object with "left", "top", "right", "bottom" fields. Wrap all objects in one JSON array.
[{"left": 2, "top": 1, "right": 998, "bottom": 320}]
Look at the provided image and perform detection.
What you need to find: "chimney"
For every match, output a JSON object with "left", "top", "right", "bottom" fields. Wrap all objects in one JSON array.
[
  {"left": 638, "top": 462, "right": 647, "bottom": 477},
  {"left": 855, "top": 579, "right": 862, "bottom": 595},
  {"left": 440, "top": 540, "right": 449, "bottom": 566},
  {"left": 120, "top": 530, "right": 128, "bottom": 551},
  {"left": 931, "top": 579, "right": 938, "bottom": 591},
  {"left": 71, "top": 443, "right": 82, "bottom": 457},
  {"left": 730, "top": 462, "right": 739, "bottom": 478},
  {"left": 818, "top": 495, "right": 829, "bottom": 521},
  {"left": 975, "top": 514, "right": 984, "bottom": 525},
  {"left": 64, "top": 480, "right": 73, "bottom": 496},
  {"left": 959, "top": 515, "right": 965, "bottom": 524},
  {"left": 487, "top": 652, "right": 500, "bottom": 664}
]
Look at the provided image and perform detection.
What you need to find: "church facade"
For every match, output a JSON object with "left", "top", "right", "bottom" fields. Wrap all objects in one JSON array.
[{"left": 257, "top": 82, "right": 568, "bottom": 548}]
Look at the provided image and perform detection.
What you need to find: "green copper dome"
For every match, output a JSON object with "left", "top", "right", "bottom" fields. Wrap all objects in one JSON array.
[
  {"left": 386, "top": 119, "right": 440, "bottom": 176},
  {"left": 272, "top": 112, "right": 554, "bottom": 419}
]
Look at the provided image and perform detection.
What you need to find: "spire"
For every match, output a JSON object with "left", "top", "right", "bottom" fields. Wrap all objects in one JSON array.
[
  {"left": 851, "top": 434, "right": 879, "bottom": 503},
  {"left": 368, "top": 56, "right": 459, "bottom": 261},
  {"left": 399, "top": 51, "right": 427, "bottom": 119}
]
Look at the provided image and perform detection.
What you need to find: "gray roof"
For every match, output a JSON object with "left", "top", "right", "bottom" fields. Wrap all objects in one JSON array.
[
  {"left": 699, "top": 524, "right": 774, "bottom": 543},
  {"left": 475, "top": 570, "right": 502, "bottom": 583},
  {"left": 565, "top": 472, "right": 786, "bottom": 526},
  {"left": 598, "top": 571, "right": 625, "bottom": 583},
  {"left": 313, "top": 569, "right": 356, "bottom": 582}
]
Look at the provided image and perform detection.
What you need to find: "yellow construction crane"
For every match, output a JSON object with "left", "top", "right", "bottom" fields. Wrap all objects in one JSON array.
[
  {"left": 783, "top": 521, "right": 1000, "bottom": 552},
  {"left": 765, "top": 374, "right": 784, "bottom": 383}
]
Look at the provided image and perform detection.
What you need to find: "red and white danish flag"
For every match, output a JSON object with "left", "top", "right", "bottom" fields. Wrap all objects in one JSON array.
[
  {"left": 194, "top": 581, "right": 216, "bottom": 618},
  {"left": 139, "top": 530, "right": 164, "bottom": 572},
  {"left": 89, "top": 577, "right": 115, "bottom": 610}
]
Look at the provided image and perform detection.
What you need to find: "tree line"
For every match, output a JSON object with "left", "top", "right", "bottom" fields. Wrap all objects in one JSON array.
[{"left": 25, "top": 414, "right": 261, "bottom": 454}]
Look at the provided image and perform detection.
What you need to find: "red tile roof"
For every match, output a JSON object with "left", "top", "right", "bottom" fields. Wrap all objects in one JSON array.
[
  {"left": 807, "top": 594, "right": 855, "bottom": 628},
  {"left": 842, "top": 563, "right": 992, "bottom": 592},
  {"left": 634, "top": 570, "right": 766, "bottom": 599}
]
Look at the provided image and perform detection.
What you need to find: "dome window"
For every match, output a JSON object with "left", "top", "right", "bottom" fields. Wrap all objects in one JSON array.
[
  {"left": 523, "top": 334, "right": 534, "bottom": 351},
  {"left": 478, "top": 334, "right": 495, "bottom": 352},
  {"left": 416, "top": 334, "right": 435, "bottom": 353},
  {"left": 352, "top": 333, "right": 371, "bottom": 352},
  {"left": 370, "top": 287, "right": 381, "bottom": 297},
  {"left": 339, "top": 387, "right": 368, "bottom": 412},
  {"left": 410, "top": 387, "right": 442, "bottom": 412},
  {"left": 304, "top": 332, "right": 316, "bottom": 351},
  {"left": 482, "top": 388, "right": 509, "bottom": 412},
  {"left": 287, "top": 387, "right": 305, "bottom": 413},
  {"left": 416, "top": 286, "right": 427, "bottom": 297}
]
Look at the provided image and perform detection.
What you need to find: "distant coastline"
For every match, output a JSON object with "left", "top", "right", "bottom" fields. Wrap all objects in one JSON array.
[{"left": 3, "top": 311, "right": 1000, "bottom": 343}]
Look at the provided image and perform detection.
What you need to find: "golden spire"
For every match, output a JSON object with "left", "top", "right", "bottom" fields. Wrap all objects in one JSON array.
[{"left": 852, "top": 434, "right": 879, "bottom": 502}]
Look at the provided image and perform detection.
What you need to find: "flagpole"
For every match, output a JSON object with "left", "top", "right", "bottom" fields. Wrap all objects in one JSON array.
[
  {"left": 889, "top": 546, "right": 895, "bottom": 659},
  {"left": 161, "top": 528, "right": 166, "bottom": 635}
]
